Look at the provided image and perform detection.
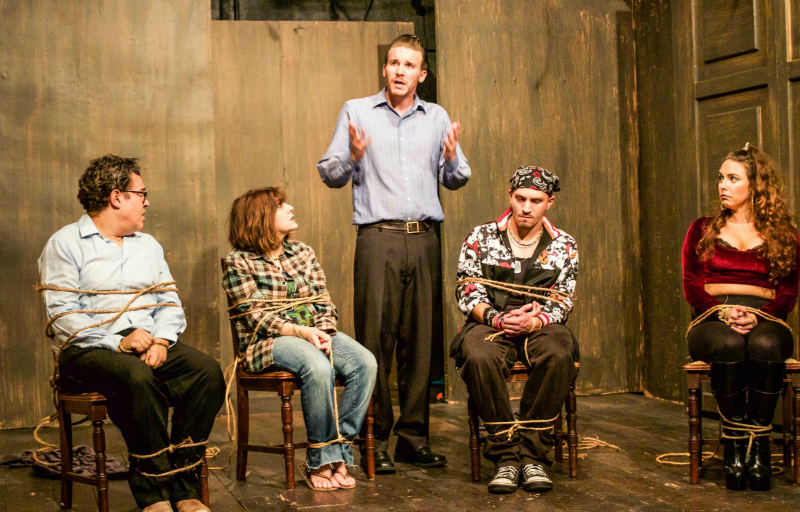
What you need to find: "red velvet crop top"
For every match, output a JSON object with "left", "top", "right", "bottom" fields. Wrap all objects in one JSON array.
[{"left": 681, "top": 217, "right": 800, "bottom": 319}]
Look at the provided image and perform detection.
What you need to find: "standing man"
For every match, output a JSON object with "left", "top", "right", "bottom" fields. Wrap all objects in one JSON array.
[
  {"left": 39, "top": 155, "right": 225, "bottom": 512},
  {"left": 318, "top": 34, "right": 470, "bottom": 473}
]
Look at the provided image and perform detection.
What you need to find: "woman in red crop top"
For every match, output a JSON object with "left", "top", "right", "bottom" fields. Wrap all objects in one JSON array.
[{"left": 682, "top": 144, "right": 798, "bottom": 491}]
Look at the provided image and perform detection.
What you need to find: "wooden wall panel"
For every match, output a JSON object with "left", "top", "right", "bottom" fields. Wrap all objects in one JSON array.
[
  {"left": 0, "top": 1, "right": 215, "bottom": 428},
  {"left": 437, "top": 0, "right": 641, "bottom": 400},
  {"left": 697, "top": 88, "right": 773, "bottom": 209},
  {"left": 791, "top": 2, "right": 800, "bottom": 62},
  {"left": 212, "top": 21, "right": 412, "bottom": 372},
  {"left": 695, "top": 0, "right": 770, "bottom": 82}
]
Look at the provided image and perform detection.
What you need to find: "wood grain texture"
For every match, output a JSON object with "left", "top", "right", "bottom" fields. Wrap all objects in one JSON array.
[
  {"left": 212, "top": 21, "right": 413, "bottom": 373},
  {"left": 0, "top": 0, "right": 216, "bottom": 428},
  {"left": 437, "top": 0, "right": 642, "bottom": 400}
]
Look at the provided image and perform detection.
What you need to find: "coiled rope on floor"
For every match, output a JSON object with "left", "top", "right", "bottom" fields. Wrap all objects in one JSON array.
[{"left": 33, "top": 282, "right": 213, "bottom": 476}]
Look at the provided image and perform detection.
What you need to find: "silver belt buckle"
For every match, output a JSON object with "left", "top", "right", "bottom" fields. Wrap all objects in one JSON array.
[{"left": 406, "top": 221, "right": 421, "bottom": 234}]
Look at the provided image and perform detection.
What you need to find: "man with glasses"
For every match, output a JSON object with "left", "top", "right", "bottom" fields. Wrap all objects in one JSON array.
[
  {"left": 38, "top": 155, "right": 225, "bottom": 512},
  {"left": 318, "top": 34, "right": 471, "bottom": 472}
]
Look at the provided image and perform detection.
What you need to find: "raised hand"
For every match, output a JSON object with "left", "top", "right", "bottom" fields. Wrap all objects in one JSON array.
[
  {"left": 443, "top": 121, "right": 461, "bottom": 162},
  {"left": 348, "top": 120, "right": 372, "bottom": 163}
]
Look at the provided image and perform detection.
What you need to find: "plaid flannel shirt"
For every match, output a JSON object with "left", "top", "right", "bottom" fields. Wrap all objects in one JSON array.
[{"left": 222, "top": 241, "right": 338, "bottom": 372}]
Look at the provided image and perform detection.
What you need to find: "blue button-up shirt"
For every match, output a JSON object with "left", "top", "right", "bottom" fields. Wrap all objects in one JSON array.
[
  {"left": 38, "top": 214, "right": 186, "bottom": 351},
  {"left": 317, "top": 89, "right": 471, "bottom": 225}
]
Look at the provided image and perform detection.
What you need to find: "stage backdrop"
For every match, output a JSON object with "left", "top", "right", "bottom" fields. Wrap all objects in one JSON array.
[
  {"left": 0, "top": 0, "right": 217, "bottom": 429},
  {"left": 436, "top": 0, "right": 642, "bottom": 400}
]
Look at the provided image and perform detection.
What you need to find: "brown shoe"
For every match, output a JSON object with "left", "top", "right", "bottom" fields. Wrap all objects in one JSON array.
[{"left": 175, "top": 499, "right": 210, "bottom": 512}]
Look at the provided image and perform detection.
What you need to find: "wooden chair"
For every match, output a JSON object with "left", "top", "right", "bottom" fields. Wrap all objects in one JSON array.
[
  {"left": 222, "top": 261, "right": 375, "bottom": 489},
  {"left": 58, "top": 391, "right": 209, "bottom": 511},
  {"left": 467, "top": 361, "right": 580, "bottom": 482},
  {"left": 683, "top": 359, "right": 800, "bottom": 484}
]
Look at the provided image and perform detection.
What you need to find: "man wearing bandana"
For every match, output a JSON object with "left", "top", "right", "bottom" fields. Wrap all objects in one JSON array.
[{"left": 451, "top": 166, "right": 579, "bottom": 494}]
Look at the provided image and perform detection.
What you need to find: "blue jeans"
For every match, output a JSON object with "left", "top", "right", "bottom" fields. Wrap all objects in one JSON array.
[{"left": 272, "top": 332, "right": 377, "bottom": 468}]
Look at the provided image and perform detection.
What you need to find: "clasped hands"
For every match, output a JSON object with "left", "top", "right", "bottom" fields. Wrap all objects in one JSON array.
[
  {"left": 348, "top": 120, "right": 461, "bottom": 163},
  {"left": 119, "top": 328, "right": 169, "bottom": 369},
  {"left": 723, "top": 306, "right": 758, "bottom": 335},
  {"left": 501, "top": 302, "right": 544, "bottom": 337}
]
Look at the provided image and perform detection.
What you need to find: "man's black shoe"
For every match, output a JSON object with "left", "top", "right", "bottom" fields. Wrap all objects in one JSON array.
[
  {"left": 393, "top": 445, "right": 447, "bottom": 468},
  {"left": 373, "top": 451, "right": 396, "bottom": 474}
]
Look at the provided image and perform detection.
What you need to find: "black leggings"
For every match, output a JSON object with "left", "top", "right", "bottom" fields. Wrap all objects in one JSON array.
[{"left": 687, "top": 320, "right": 794, "bottom": 363}]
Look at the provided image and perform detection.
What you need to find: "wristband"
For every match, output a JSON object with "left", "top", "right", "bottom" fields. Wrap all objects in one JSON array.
[{"left": 483, "top": 307, "right": 501, "bottom": 328}]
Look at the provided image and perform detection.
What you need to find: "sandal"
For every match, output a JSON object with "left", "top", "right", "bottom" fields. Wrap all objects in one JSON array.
[
  {"left": 298, "top": 462, "right": 338, "bottom": 492},
  {"left": 332, "top": 462, "right": 356, "bottom": 489}
]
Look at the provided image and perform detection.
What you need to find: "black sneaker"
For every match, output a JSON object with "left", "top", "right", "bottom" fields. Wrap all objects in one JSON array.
[
  {"left": 488, "top": 465, "right": 519, "bottom": 494},
  {"left": 520, "top": 463, "right": 553, "bottom": 492}
]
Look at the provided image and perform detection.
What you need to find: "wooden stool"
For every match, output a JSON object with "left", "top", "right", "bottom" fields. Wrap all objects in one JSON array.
[
  {"left": 58, "top": 392, "right": 209, "bottom": 511},
  {"left": 467, "top": 361, "right": 580, "bottom": 481},
  {"left": 684, "top": 359, "right": 800, "bottom": 484},
  {"left": 223, "top": 260, "right": 375, "bottom": 489}
]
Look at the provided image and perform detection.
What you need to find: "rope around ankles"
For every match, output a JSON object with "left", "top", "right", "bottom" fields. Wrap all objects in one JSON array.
[
  {"left": 686, "top": 304, "right": 792, "bottom": 337},
  {"left": 33, "top": 282, "right": 217, "bottom": 474},
  {"left": 227, "top": 293, "right": 351, "bottom": 451},
  {"left": 484, "top": 416, "right": 559, "bottom": 441}
]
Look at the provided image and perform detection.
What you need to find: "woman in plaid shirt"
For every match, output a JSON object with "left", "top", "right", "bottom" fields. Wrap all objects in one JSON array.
[{"left": 222, "top": 188, "right": 377, "bottom": 491}]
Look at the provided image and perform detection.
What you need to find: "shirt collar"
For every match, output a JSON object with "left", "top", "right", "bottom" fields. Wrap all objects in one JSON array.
[
  {"left": 78, "top": 214, "right": 100, "bottom": 238},
  {"left": 372, "top": 88, "right": 427, "bottom": 114},
  {"left": 238, "top": 240, "right": 297, "bottom": 261},
  {"left": 495, "top": 208, "right": 560, "bottom": 239},
  {"left": 78, "top": 213, "right": 143, "bottom": 240}
]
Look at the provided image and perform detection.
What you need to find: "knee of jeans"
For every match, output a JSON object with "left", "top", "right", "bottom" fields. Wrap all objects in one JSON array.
[
  {"left": 304, "top": 358, "right": 336, "bottom": 387},
  {"left": 362, "top": 352, "right": 378, "bottom": 382}
]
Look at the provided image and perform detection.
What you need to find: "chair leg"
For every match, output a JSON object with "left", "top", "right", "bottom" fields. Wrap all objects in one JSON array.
[
  {"left": 793, "top": 382, "right": 800, "bottom": 485},
  {"left": 468, "top": 397, "right": 481, "bottom": 482},
  {"left": 364, "top": 398, "right": 376, "bottom": 479},
  {"left": 236, "top": 383, "right": 249, "bottom": 481},
  {"left": 566, "top": 384, "right": 578, "bottom": 478},
  {"left": 200, "top": 457, "right": 210, "bottom": 506},
  {"left": 687, "top": 382, "right": 702, "bottom": 484},
  {"left": 554, "top": 411, "right": 564, "bottom": 464},
  {"left": 783, "top": 383, "right": 792, "bottom": 467},
  {"left": 280, "top": 382, "right": 296, "bottom": 490},
  {"left": 58, "top": 406, "right": 73, "bottom": 510},
  {"left": 92, "top": 415, "right": 109, "bottom": 512}
]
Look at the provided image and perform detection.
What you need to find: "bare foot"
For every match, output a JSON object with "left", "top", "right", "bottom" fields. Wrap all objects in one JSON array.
[
  {"left": 332, "top": 462, "right": 356, "bottom": 488},
  {"left": 309, "top": 465, "right": 339, "bottom": 490}
]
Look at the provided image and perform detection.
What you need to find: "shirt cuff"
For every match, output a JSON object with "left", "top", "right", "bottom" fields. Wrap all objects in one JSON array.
[
  {"left": 73, "top": 333, "right": 123, "bottom": 352},
  {"left": 444, "top": 155, "right": 461, "bottom": 172},
  {"left": 151, "top": 332, "right": 178, "bottom": 347}
]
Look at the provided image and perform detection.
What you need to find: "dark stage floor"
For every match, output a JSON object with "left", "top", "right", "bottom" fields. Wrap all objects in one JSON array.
[{"left": 1, "top": 393, "right": 798, "bottom": 511}]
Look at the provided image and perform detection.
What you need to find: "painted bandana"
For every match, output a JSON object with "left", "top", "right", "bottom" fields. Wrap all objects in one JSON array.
[{"left": 509, "top": 166, "right": 560, "bottom": 195}]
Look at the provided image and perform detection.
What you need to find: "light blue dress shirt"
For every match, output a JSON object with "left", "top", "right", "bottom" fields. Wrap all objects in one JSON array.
[
  {"left": 317, "top": 89, "right": 471, "bottom": 225},
  {"left": 38, "top": 214, "right": 186, "bottom": 351}
]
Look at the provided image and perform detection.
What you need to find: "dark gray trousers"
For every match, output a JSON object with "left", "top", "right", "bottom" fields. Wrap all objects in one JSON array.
[
  {"left": 59, "top": 342, "right": 225, "bottom": 509},
  {"left": 354, "top": 227, "right": 443, "bottom": 451},
  {"left": 458, "top": 323, "right": 578, "bottom": 468}
]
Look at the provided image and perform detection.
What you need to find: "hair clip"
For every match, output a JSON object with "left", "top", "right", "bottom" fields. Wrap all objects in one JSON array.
[{"left": 744, "top": 142, "right": 750, "bottom": 151}]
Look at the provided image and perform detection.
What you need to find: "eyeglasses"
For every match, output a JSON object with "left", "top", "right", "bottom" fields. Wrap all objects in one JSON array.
[{"left": 122, "top": 190, "right": 148, "bottom": 200}]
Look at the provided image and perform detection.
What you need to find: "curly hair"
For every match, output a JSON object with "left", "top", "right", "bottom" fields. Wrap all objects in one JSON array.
[
  {"left": 228, "top": 187, "right": 289, "bottom": 254},
  {"left": 77, "top": 155, "right": 140, "bottom": 214},
  {"left": 696, "top": 145, "right": 797, "bottom": 283}
]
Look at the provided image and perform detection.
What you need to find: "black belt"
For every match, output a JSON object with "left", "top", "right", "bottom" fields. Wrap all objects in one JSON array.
[{"left": 357, "top": 220, "right": 434, "bottom": 234}]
